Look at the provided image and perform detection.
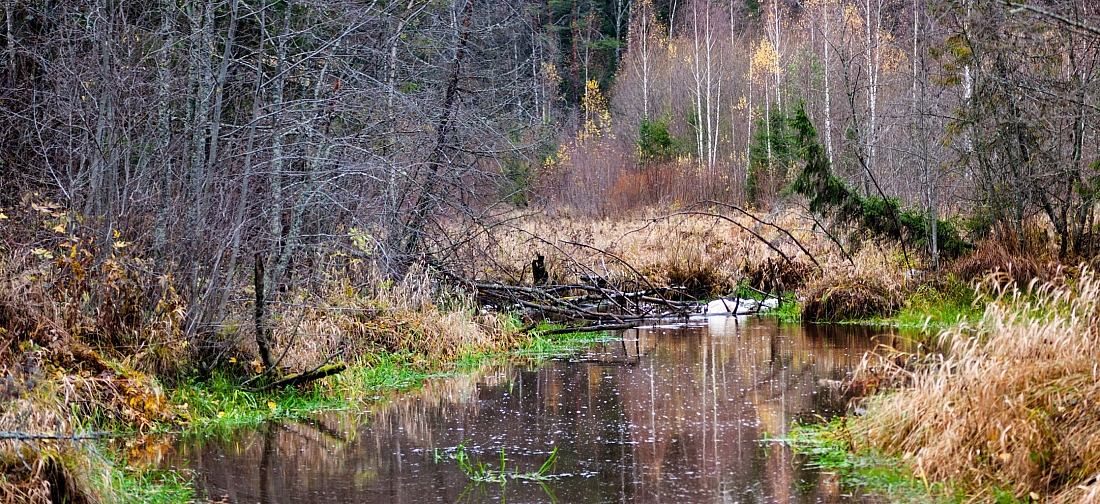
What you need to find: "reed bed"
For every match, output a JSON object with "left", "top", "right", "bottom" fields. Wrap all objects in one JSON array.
[
  {"left": 478, "top": 207, "right": 843, "bottom": 295},
  {"left": 855, "top": 273, "right": 1100, "bottom": 502}
]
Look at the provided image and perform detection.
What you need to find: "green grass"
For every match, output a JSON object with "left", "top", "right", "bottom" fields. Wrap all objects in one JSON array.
[
  {"left": 113, "top": 464, "right": 196, "bottom": 504},
  {"left": 788, "top": 417, "right": 1036, "bottom": 503},
  {"left": 81, "top": 446, "right": 197, "bottom": 504},
  {"left": 788, "top": 417, "right": 958, "bottom": 503},
  {"left": 170, "top": 373, "right": 345, "bottom": 435},
  {"left": 440, "top": 440, "right": 561, "bottom": 484},
  {"left": 769, "top": 293, "right": 802, "bottom": 323},
  {"left": 879, "top": 281, "right": 984, "bottom": 332},
  {"left": 513, "top": 329, "right": 617, "bottom": 360}
]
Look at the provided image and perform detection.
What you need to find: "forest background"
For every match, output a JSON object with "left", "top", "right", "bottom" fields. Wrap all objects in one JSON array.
[{"left": 3, "top": 0, "right": 1099, "bottom": 327}]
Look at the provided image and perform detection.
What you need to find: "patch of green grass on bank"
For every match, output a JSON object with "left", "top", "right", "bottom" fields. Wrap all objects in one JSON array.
[
  {"left": 171, "top": 352, "right": 438, "bottom": 434},
  {"left": 88, "top": 446, "right": 197, "bottom": 504},
  {"left": 790, "top": 416, "right": 1033, "bottom": 504},
  {"left": 114, "top": 464, "right": 196, "bottom": 504},
  {"left": 170, "top": 373, "right": 344, "bottom": 434},
  {"left": 788, "top": 417, "right": 957, "bottom": 503},
  {"left": 338, "top": 351, "right": 438, "bottom": 393},
  {"left": 886, "top": 281, "right": 984, "bottom": 332},
  {"left": 169, "top": 326, "right": 615, "bottom": 433},
  {"left": 514, "top": 328, "right": 617, "bottom": 360},
  {"left": 734, "top": 283, "right": 768, "bottom": 301},
  {"left": 770, "top": 293, "right": 802, "bottom": 323},
  {"left": 815, "top": 278, "right": 984, "bottom": 337}
]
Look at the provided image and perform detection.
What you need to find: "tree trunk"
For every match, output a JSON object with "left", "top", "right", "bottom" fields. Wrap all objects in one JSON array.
[{"left": 254, "top": 253, "right": 276, "bottom": 371}]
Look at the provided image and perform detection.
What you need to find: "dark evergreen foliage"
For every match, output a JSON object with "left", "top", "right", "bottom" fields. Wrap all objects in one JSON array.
[
  {"left": 786, "top": 103, "right": 971, "bottom": 261},
  {"left": 747, "top": 106, "right": 794, "bottom": 206},
  {"left": 637, "top": 118, "right": 678, "bottom": 164}
]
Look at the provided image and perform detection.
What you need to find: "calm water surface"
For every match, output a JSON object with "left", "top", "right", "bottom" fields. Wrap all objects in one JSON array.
[{"left": 169, "top": 317, "right": 913, "bottom": 503}]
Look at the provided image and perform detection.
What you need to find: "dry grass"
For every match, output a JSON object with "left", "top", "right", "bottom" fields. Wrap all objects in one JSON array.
[
  {"left": 743, "top": 256, "right": 814, "bottom": 293},
  {"left": 209, "top": 266, "right": 519, "bottom": 373},
  {"left": 0, "top": 379, "right": 126, "bottom": 504},
  {"left": 801, "top": 275, "right": 902, "bottom": 322},
  {"left": 950, "top": 239, "right": 1055, "bottom": 287},
  {"left": 476, "top": 207, "right": 840, "bottom": 296},
  {"left": 854, "top": 273, "right": 1100, "bottom": 501}
]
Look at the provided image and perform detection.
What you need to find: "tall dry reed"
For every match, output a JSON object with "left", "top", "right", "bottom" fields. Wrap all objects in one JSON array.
[{"left": 855, "top": 273, "right": 1100, "bottom": 502}]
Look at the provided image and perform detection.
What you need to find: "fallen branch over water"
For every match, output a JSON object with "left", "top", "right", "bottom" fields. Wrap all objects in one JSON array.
[{"left": 474, "top": 281, "right": 698, "bottom": 322}]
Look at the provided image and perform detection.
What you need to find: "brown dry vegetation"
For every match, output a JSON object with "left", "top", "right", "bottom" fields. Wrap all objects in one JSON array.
[
  {"left": 0, "top": 204, "right": 521, "bottom": 502},
  {"left": 854, "top": 276, "right": 1100, "bottom": 502},
  {"left": 801, "top": 275, "right": 901, "bottom": 322},
  {"left": 473, "top": 208, "right": 831, "bottom": 293}
]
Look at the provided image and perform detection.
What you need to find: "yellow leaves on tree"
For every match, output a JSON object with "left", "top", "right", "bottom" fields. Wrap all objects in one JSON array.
[
  {"left": 580, "top": 79, "right": 611, "bottom": 142},
  {"left": 749, "top": 38, "right": 779, "bottom": 85}
]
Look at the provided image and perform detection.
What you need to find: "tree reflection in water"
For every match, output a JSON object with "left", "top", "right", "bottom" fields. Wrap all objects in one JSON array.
[{"left": 169, "top": 317, "right": 911, "bottom": 503}]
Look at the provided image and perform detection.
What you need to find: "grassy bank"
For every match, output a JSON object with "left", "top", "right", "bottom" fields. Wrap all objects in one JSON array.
[
  {"left": 789, "top": 417, "right": 959, "bottom": 503},
  {"left": 790, "top": 272, "right": 1100, "bottom": 503},
  {"left": 2, "top": 324, "right": 615, "bottom": 503},
  {"left": 171, "top": 327, "right": 616, "bottom": 435}
]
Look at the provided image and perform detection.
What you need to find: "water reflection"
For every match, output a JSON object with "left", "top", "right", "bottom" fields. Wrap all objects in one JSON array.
[{"left": 170, "top": 318, "right": 911, "bottom": 503}]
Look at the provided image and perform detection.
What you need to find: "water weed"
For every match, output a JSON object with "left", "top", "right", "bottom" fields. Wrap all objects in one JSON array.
[{"left": 444, "top": 440, "right": 561, "bottom": 484}]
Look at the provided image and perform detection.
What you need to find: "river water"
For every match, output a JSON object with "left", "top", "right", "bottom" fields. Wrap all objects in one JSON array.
[{"left": 169, "top": 317, "right": 913, "bottom": 503}]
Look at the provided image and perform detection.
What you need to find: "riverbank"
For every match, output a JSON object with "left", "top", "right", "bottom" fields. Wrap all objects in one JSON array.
[
  {"left": 154, "top": 316, "right": 900, "bottom": 502},
  {"left": 1, "top": 322, "right": 616, "bottom": 503},
  {"left": 790, "top": 271, "right": 1100, "bottom": 503}
]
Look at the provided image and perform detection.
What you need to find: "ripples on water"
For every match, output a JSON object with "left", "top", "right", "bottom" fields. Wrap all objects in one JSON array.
[{"left": 169, "top": 317, "right": 912, "bottom": 503}]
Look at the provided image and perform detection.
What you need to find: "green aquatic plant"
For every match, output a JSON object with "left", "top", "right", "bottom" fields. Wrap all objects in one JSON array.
[{"left": 445, "top": 441, "right": 561, "bottom": 484}]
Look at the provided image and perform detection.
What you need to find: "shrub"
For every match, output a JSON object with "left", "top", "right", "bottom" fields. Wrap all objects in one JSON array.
[
  {"left": 637, "top": 117, "right": 679, "bottom": 164},
  {"left": 801, "top": 276, "right": 900, "bottom": 322}
]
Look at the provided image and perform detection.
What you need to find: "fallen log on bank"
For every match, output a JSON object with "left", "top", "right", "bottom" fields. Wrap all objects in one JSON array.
[{"left": 256, "top": 363, "right": 348, "bottom": 392}]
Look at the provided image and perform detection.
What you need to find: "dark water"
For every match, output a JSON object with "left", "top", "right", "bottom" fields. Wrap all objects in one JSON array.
[{"left": 168, "top": 317, "right": 913, "bottom": 503}]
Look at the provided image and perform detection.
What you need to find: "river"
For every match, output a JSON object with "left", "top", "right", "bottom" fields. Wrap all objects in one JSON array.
[{"left": 168, "top": 316, "right": 913, "bottom": 503}]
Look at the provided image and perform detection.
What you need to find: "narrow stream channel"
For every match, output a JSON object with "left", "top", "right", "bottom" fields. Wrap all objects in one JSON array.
[{"left": 168, "top": 317, "right": 913, "bottom": 503}]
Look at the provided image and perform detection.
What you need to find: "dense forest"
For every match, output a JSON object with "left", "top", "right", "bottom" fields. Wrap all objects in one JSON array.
[
  {"left": 4, "top": 0, "right": 1099, "bottom": 304},
  {"left": 3, "top": 0, "right": 1100, "bottom": 502}
]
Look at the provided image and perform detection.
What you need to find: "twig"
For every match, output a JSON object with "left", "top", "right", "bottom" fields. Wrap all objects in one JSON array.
[
  {"left": 559, "top": 240, "right": 689, "bottom": 315},
  {"left": 255, "top": 358, "right": 347, "bottom": 392},
  {"left": 661, "top": 210, "right": 796, "bottom": 267},
  {"left": 536, "top": 322, "right": 641, "bottom": 335},
  {"left": 691, "top": 200, "right": 822, "bottom": 270},
  {"left": 1001, "top": 0, "right": 1100, "bottom": 37},
  {"left": 0, "top": 431, "right": 112, "bottom": 441}
]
